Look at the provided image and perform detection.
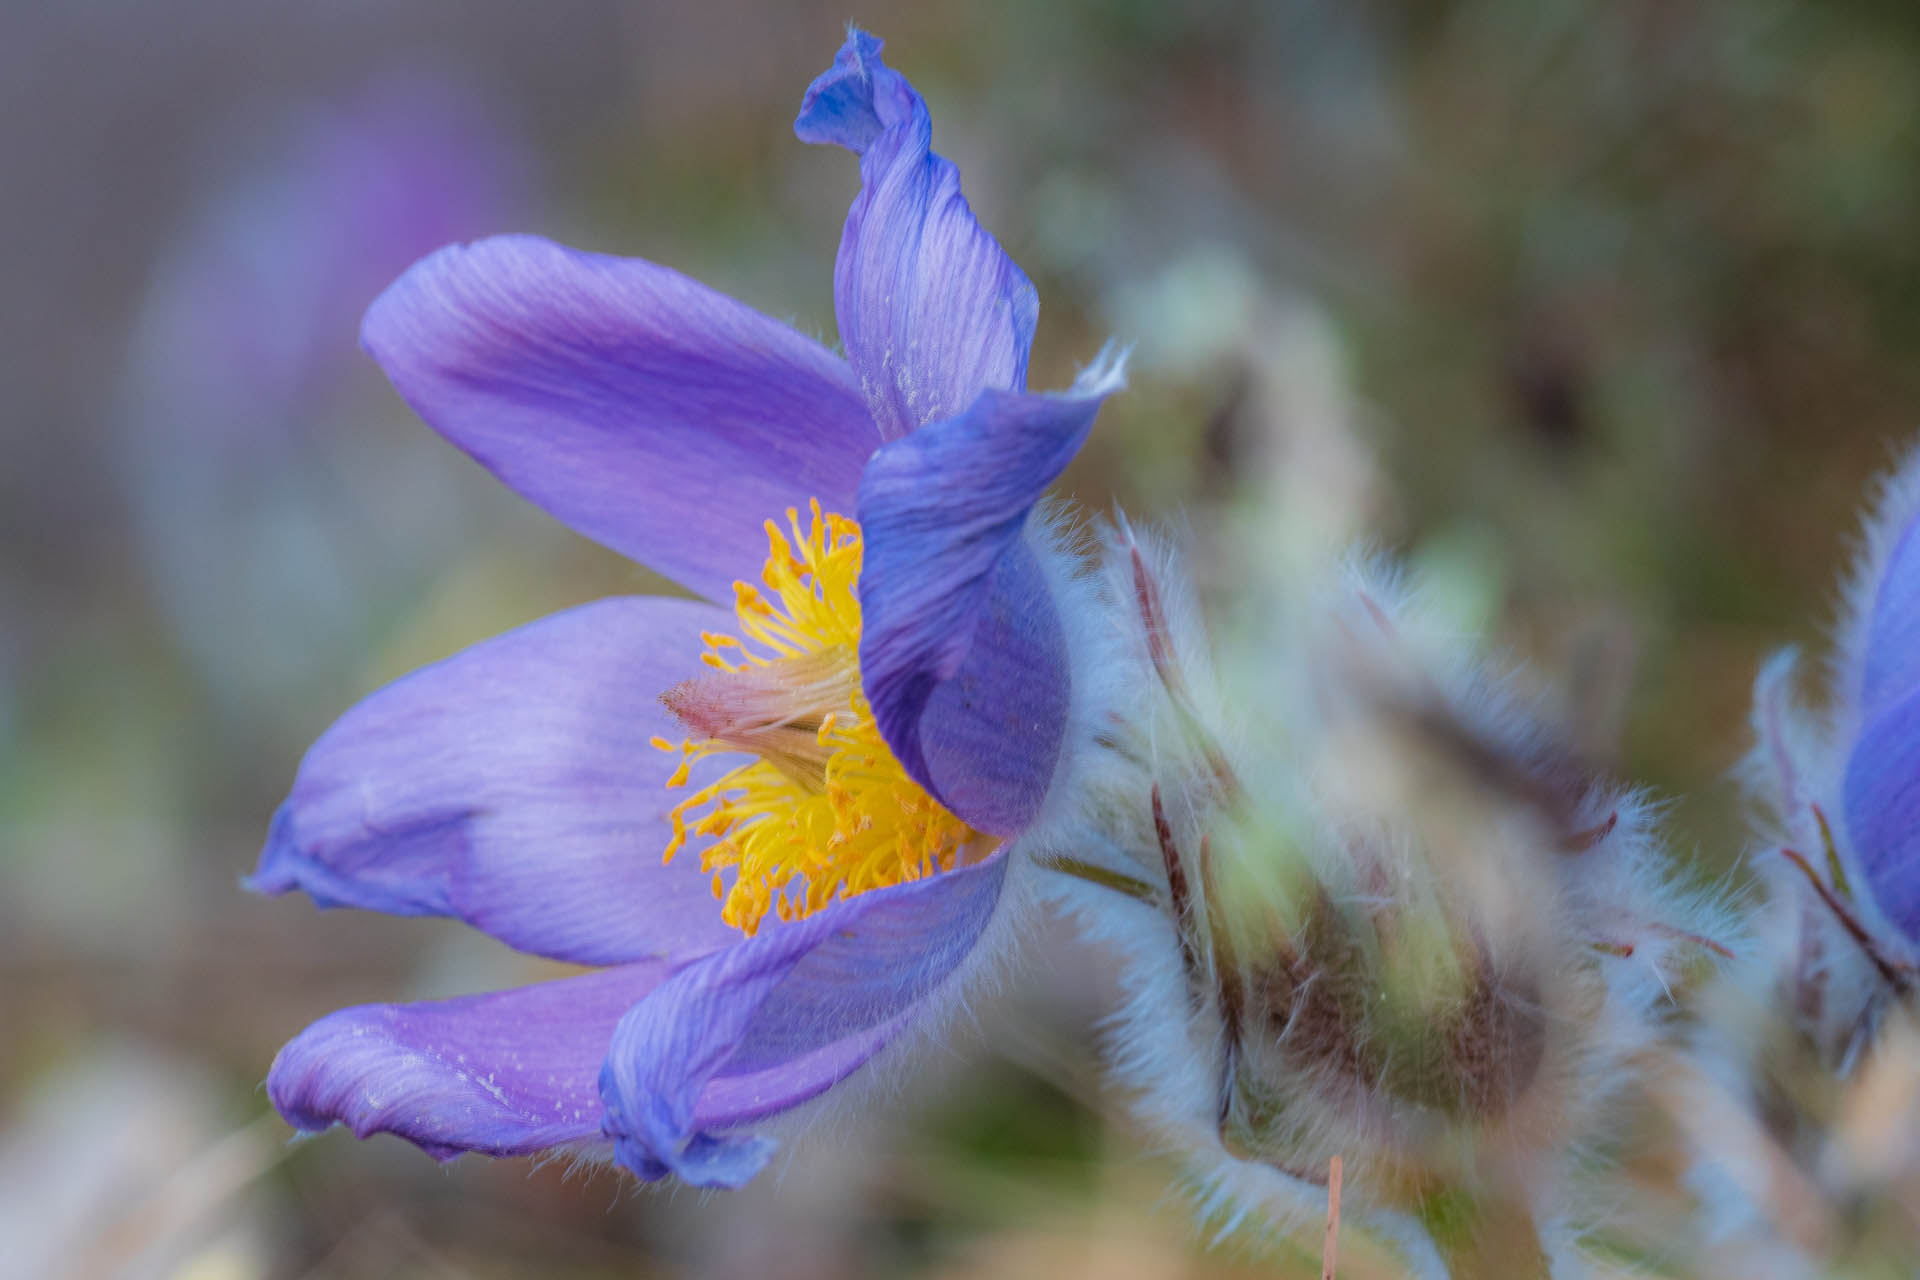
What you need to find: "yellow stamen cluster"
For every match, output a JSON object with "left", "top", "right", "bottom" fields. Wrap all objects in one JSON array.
[{"left": 652, "top": 500, "right": 981, "bottom": 935}]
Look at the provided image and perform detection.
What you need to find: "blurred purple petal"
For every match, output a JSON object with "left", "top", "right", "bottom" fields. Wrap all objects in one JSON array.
[
  {"left": 250, "top": 597, "right": 741, "bottom": 966},
  {"left": 117, "top": 71, "right": 533, "bottom": 719},
  {"left": 1845, "top": 695, "right": 1920, "bottom": 944},
  {"left": 599, "top": 855, "right": 1006, "bottom": 1186},
  {"left": 269, "top": 961, "right": 671, "bottom": 1159},
  {"left": 796, "top": 30, "right": 1038, "bottom": 441},
  {"left": 361, "top": 234, "right": 876, "bottom": 601},
  {"left": 127, "top": 68, "right": 527, "bottom": 450},
  {"left": 1858, "top": 495, "right": 1920, "bottom": 721},
  {"left": 856, "top": 366, "right": 1120, "bottom": 833}
]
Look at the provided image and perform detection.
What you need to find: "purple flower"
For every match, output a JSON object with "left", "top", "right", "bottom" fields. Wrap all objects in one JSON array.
[
  {"left": 1749, "top": 442, "right": 1920, "bottom": 1050},
  {"left": 125, "top": 68, "right": 528, "bottom": 451},
  {"left": 250, "top": 31, "right": 1121, "bottom": 1188},
  {"left": 117, "top": 70, "right": 529, "bottom": 717}
]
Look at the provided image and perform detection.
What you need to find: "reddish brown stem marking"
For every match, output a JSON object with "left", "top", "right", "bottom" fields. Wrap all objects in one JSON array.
[
  {"left": 1782, "top": 847, "right": 1914, "bottom": 995},
  {"left": 1130, "top": 542, "right": 1185, "bottom": 698},
  {"left": 1197, "top": 830, "right": 1247, "bottom": 1127},
  {"left": 1152, "top": 784, "right": 1204, "bottom": 989},
  {"left": 1561, "top": 810, "right": 1617, "bottom": 853},
  {"left": 1127, "top": 537, "right": 1243, "bottom": 797},
  {"left": 1645, "top": 920, "right": 1735, "bottom": 960}
]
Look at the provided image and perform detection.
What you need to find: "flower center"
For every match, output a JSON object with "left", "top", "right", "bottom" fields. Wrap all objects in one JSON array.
[{"left": 653, "top": 500, "right": 983, "bottom": 935}]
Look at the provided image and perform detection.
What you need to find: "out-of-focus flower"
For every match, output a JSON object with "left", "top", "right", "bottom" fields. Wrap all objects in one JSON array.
[
  {"left": 1675, "top": 443, "right": 1920, "bottom": 1271},
  {"left": 1742, "top": 443, "right": 1920, "bottom": 1062},
  {"left": 1045, "top": 528, "right": 1735, "bottom": 1277},
  {"left": 125, "top": 70, "right": 528, "bottom": 442},
  {"left": 116, "top": 68, "right": 529, "bottom": 719},
  {"left": 251, "top": 31, "right": 1125, "bottom": 1189}
]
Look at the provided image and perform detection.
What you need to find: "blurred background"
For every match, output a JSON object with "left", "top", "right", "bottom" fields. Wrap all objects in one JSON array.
[{"left": 5, "top": 0, "right": 1920, "bottom": 1275}]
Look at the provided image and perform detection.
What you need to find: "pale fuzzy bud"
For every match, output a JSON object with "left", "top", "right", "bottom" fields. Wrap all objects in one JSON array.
[{"left": 1042, "top": 527, "right": 1737, "bottom": 1276}]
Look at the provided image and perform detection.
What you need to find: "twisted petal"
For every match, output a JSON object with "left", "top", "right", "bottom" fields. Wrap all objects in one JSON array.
[
  {"left": 1845, "top": 695, "right": 1920, "bottom": 944},
  {"left": 362, "top": 234, "right": 874, "bottom": 602},
  {"left": 796, "top": 30, "right": 1038, "bottom": 441},
  {"left": 856, "top": 361, "right": 1122, "bottom": 834},
  {"left": 250, "top": 597, "right": 740, "bottom": 967},
  {"left": 268, "top": 961, "right": 671, "bottom": 1159},
  {"left": 599, "top": 854, "right": 1006, "bottom": 1186}
]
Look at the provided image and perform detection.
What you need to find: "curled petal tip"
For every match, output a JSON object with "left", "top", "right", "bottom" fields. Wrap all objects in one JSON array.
[
  {"left": 596, "top": 862, "right": 1003, "bottom": 1185},
  {"left": 612, "top": 1130, "right": 778, "bottom": 1188},
  {"left": 794, "top": 29, "right": 896, "bottom": 153},
  {"left": 244, "top": 805, "right": 299, "bottom": 897},
  {"left": 265, "top": 965, "right": 670, "bottom": 1161},
  {"left": 802, "top": 28, "right": 1038, "bottom": 438}
]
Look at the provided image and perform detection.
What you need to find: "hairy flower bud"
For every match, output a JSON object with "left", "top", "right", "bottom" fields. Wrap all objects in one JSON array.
[{"left": 1045, "top": 528, "right": 1736, "bottom": 1276}]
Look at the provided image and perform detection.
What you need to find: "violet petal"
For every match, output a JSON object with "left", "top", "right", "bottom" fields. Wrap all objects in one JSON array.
[
  {"left": 599, "top": 854, "right": 1006, "bottom": 1186},
  {"left": 795, "top": 30, "right": 1038, "bottom": 441},
  {"left": 1845, "top": 695, "right": 1920, "bottom": 945},
  {"left": 856, "top": 370, "right": 1119, "bottom": 834},
  {"left": 268, "top": 960, "right": 672, "bottom": 1159},
  {"left": 361, "top": 234, "right": 875, "bottom": 602},
  {"left": 250, "top": 597, "right": 743, "bottom": 967},
  {"left": 1861, "top": 513, "right": 1920, "bottom": 720}
]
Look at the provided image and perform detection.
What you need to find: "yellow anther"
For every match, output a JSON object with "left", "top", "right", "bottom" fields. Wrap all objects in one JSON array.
[{"left": 654, "top": 503, "right": 983, "bottom": 934}]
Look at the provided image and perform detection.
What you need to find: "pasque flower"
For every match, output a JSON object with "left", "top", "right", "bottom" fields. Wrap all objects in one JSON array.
[
  {"left": 251, "top": 31, "right": 1121, "bottom": 1187},
  {"left": 118, "top": 69, "right": 527, "bottom": 718},
  {"left": 1742, "top": 443, "right": 1920, "bottom": 1062},
  {"left": 1660, "top": 444, "right": 1920, "bottom": 1271}
]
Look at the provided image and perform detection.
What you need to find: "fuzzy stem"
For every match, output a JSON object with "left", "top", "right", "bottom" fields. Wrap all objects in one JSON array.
[{"left": 1781, "top": 846, "right": 1914, "bottom": 994}]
